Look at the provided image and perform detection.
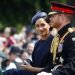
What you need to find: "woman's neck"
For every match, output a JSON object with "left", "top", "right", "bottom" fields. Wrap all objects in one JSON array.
[{"left": 41, "top": 33, "right": 50, "bottom": 40}]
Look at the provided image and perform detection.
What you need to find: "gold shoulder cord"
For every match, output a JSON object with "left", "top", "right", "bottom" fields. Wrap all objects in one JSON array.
[
  {"left": 50, "top": 27, "right": 75, "bottom": 64},
  {"left": 51, "top": 34, "right": 59, "bottom": 64}
]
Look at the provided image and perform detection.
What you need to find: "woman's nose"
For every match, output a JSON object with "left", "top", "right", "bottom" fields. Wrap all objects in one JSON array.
[{"left": 39, "top": 27, "right": 43, "bottom": 30}]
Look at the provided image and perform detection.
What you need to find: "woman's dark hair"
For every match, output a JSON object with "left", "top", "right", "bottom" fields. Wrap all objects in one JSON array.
[
  {"left": 45, "top": 16, "right": 53, "bottom": 31},
  {"left": 45, "top": 15, "right": 51, "bottom": 23}
]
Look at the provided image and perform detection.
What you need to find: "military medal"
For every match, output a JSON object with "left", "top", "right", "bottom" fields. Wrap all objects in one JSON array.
[{"left": 58, "top": 43, "right": 63, "bottom": 53}]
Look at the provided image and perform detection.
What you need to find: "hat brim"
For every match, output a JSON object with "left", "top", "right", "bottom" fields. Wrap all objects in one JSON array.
[
  {"left": 31, "top": 11, "right": 47, "bottom": 25},
  {"left": 48, "top": 11, "right": 59, "bottom": 16}
]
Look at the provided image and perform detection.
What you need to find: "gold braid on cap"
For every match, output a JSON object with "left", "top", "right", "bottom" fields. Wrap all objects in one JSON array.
[{"left": 50, "top": 27, "right": 75, "bottom": 64}]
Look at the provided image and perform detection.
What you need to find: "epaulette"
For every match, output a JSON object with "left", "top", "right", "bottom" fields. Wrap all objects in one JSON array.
[{"left": 60, "top": 27, "right": 75, "bottom": 43}]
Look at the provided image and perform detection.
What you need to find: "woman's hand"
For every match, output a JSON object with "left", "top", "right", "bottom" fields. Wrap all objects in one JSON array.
[
  {"left": 21, "top": 64, "right": 44, "bottom": 72},
  {"left": 21, "top": 64, "right": 32, "bottom": 71}
]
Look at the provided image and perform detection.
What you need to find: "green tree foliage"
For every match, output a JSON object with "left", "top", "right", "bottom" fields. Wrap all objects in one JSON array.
[{"left": 0, "top": 0, "right": 71, "bottom": 30}]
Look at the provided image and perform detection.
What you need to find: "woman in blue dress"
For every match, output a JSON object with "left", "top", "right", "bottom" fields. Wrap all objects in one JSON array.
[{"left": 3, "top": 11, "right": 54, "bottom": 75}]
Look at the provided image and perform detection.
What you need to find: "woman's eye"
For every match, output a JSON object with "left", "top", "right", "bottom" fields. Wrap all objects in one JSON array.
[
  {"left": 41, "top": 24, "right": 45, "bottom": 27},
  {"left": 35, "top": 25, "right": 39, "bottom": 28},
  {"left": 35, "top": 23, "right": 45, "bottom": 28}
]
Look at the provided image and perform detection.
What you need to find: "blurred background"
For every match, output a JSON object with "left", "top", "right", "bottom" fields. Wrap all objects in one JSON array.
[
  {"left": 0, "top": 0, "right": 75, "bottom": 30},
  {"left": 0, "top": 0, "right": 75, "bottom": 73}
]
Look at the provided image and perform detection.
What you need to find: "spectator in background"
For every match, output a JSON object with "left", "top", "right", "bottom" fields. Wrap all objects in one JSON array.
[
  {"left": 7, "top": 27, "right": 17, "bottom": 47},
  {"left": 0, "top": 51, "right": 7, "bottom": 68},
  {"left": 0, "top": 51, "right": 7, "bottom": 74},
  {"left": 26, "top": 42, "right": 35, "bottom": 61},
  {"left": 4, "top": 46, "right": 22, "bottom": 71},
  {"left": 20, "top": 51, "right": 31, "bottom": 64},
  {"left": 13, "top": 34, "right": 23, "bottom": 49},
  {"left": 4, "top": 27, "right": 11, "bottom": 38},
  {"left": 31, "top": 29, "right": 39, "bottom": 43}
]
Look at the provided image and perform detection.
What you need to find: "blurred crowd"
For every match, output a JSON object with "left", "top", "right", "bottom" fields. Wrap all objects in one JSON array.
[{"left": 0, "top": 26, "right": 40, "bottom": 72}]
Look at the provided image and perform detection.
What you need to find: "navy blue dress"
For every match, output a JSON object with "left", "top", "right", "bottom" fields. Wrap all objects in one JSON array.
[{"left": 3, "top": 35, "right": 54, "bottom": 75}]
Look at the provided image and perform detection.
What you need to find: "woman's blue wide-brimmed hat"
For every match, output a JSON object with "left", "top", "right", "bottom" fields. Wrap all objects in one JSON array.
[{"left": 31, "top": 11, "right": 47, "bottom": 25}]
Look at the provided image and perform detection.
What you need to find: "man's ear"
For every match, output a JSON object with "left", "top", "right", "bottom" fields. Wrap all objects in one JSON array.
[{"left": 58, "top": 14, "right": 64, "bottom": 23}]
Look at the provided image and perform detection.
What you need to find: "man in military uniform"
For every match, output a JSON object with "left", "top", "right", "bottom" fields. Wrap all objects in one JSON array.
[{"left": 37, "top": 1, "right": 75, "bottom": 75}]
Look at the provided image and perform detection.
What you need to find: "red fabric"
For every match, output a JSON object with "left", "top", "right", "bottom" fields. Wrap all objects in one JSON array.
[
  {"left": 50, "top": 2, "right": 75, "bottom": 14},
  {"left": 51, "top": 6, "right": 74, "bottom": 14},
  {"left": 8, "top": 36, "right": 16, "bottom": 46}
]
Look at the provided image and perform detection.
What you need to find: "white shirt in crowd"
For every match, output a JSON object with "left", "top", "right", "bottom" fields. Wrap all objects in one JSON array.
[{"left": 6, "top": 62, "right": 17, "bottom": 70}]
